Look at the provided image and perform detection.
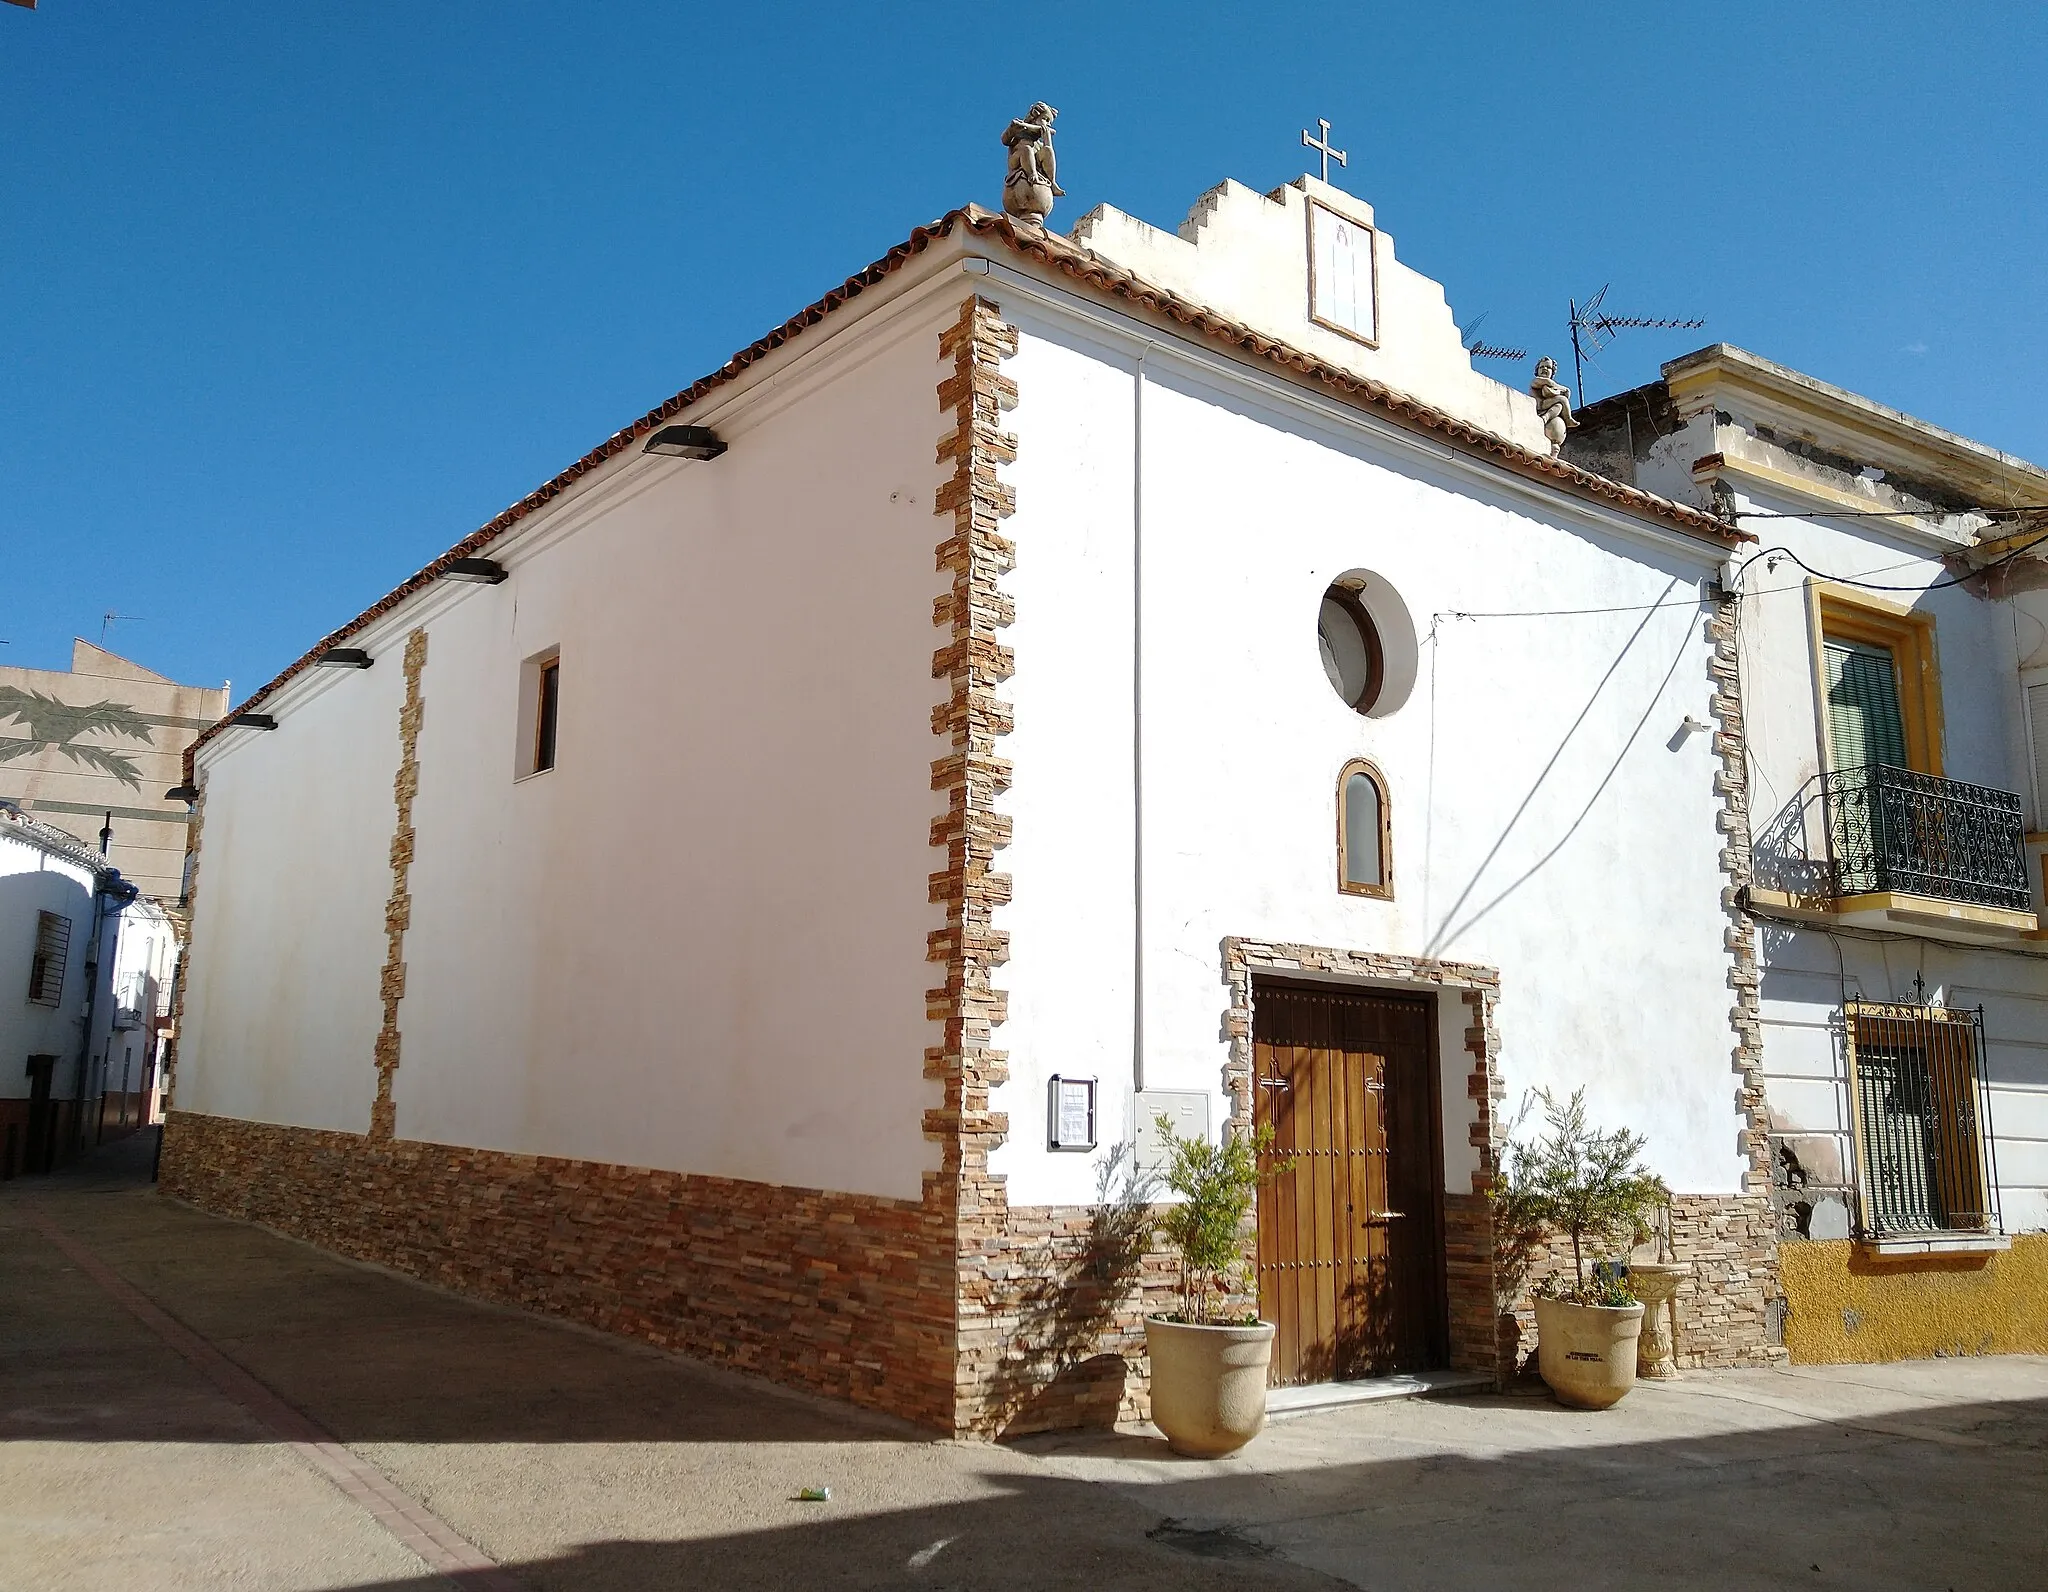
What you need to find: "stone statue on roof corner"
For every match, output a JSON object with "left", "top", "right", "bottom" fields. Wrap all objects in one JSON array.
[
  {"left": 1001, "top": 102, "right": 1062, "bottom": 225},
  {"left": 1531, "top": 356, "right": 1578, "bottom": 455}
]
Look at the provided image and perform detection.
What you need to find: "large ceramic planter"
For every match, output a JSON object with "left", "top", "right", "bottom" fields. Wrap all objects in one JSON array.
[
  {"left": 1144, "top": 1317, "right": 1276, "bottom": 1457},
  {"left": 1534, "top": 1296, "right": 1645, "bottom": 1410}
]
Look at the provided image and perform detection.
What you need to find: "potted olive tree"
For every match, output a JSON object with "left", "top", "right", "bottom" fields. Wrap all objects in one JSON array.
[
  {"left": 1143, "top": 1116, "right": 1286, "bottom": 1457},
  {"left": 1505, "top": 1089, "right": 1667, "bottom": 1410}
]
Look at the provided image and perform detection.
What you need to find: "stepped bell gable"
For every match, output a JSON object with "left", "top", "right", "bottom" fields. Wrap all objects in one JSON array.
[{"left": 164, "top": 116, "right": 1806, "bottom": 1438}]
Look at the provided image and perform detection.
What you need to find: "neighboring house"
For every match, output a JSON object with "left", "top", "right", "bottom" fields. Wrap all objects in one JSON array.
[
  {"left": 0, "top": 640, "right": 229, "bottom": 905},
  {"left": 0, "top": 801, "right": 139, "bottom": 1176},
  {"left": 98, "top": 892, "right": 176, "bottom": 1145},
  {"left": 1570, "top": 347, "right": 2048, "bottom": 1360},
  {"left": 163, "top": 160, "right": 1781, "bottom": 1436}
]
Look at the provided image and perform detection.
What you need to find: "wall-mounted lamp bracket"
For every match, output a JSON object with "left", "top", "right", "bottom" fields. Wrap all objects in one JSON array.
[
  {"left": 440, "top": 558, "right": 508, "bottom": 584},
  {"left": 643, "top": 425, "right": 727, "bottom": 461},
  {"left": 318, "top": 647, "right": 374, "bottom": 669}
]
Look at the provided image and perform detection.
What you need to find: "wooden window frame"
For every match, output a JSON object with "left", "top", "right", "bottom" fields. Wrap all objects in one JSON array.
[
  {"left": 1807, "top": 581, "right": 1943, "bottom": 777},
  {"left": 1321, "top": 587, "right": 1386, "bottom": 716},
  {"left": 515, "top": 647, "right": 561, "bottom": 780},
  {"left": 533, "top": 656, "right": 560, "bottom": 774},
  {"left": 1337, "top": 758, "right": 1393, "bottom": 899}
]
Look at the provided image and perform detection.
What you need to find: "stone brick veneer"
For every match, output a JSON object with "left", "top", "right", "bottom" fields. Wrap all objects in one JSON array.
[
  {"left": 370, "top": 629, "right": 428, "bottom": 1142},
  {"left": 1508, "top": 1193, "right": 1783, "bottom": 1371},
  {"left": 160, "top": 1111, "right": 962, "bottom": 1428}
]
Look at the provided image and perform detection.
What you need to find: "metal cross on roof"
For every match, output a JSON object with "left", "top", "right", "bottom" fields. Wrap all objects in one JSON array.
[{"left": 1301, "top": 118, "right": 1347, "bottom": 184}]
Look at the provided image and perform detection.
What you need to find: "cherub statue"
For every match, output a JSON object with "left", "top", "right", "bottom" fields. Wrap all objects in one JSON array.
[
  {"left": 1530, "top": 356, "right": 1577, "bottom": 453},
  {"left": 1002, "top": 103, "right": 1062, "bottom": 223}
]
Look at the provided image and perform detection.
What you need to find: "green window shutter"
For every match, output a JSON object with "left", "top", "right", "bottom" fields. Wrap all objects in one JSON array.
[{"left": 1824, "top": 639, "right": 1908, "bottom": 771}]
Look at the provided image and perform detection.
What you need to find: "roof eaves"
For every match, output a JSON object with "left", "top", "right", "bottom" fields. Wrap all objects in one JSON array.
[
  {"left": 0, "top": 801, "right": 121, "bottom": 879},
  {"left": 190, "top": 204, "right": 1744, "bottom": 775},
  {"left": 950, "top": 207, "right": 1742, "bottom": 548}
]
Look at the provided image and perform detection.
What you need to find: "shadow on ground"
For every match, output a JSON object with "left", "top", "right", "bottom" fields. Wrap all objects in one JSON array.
[
  {"left": 161, "top": 1387, "right": 2048, "bottom": 1591},
  {"left": 6, "top": 1132, "right": 2047, "bottom": 1590},
  {"left": 3, "top": 1128, "right": 905, "bottom": 1447}
]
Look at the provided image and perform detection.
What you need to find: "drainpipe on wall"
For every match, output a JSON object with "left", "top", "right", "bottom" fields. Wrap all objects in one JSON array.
[{"left": 1132, "top": 338, "right": 1157, "bottom": 1097}]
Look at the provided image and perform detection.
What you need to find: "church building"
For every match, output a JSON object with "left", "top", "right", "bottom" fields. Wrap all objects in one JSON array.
[{"left": 165, "top": 120, "right": 1836, "bottom": 1435}]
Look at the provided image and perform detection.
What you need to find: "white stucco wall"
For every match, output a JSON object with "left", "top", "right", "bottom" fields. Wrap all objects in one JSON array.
[
  {"left": 182, "top": 276, "right": 957, "bottom": 1200},
  {"left": 180, "top": 652, "right": 407, "bottom": 1133},
  {"left": 990, "top": 299, "right": 1738, "bottom": 1207}
]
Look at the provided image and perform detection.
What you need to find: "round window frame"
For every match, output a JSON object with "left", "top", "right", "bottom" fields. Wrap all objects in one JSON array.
[{"left": 1319, "top": 588, "right": 1386, "bottom": 716}]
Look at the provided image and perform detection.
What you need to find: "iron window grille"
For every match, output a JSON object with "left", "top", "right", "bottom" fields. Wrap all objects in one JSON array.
[
  {"left": 27, "top": 911, "right": 70, "bottom": 1007},
  {"left": 1844, "top": 1002, "right": 2001, "bottom": 1238},
  {"left": 1822, "top": 762, "right": 2029, "bottom": 912}
]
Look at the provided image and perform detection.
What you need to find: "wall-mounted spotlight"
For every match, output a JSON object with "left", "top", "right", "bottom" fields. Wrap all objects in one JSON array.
[
  {"left": 318, "top": 647, "right": 374, "bottom": 669},
  {"left": 165, "top": 784, "right": 199, "bottom": 803},
  {"left": 643, "top": 425, "right": 727, "bottom": 460},
  {"left": 439, "top": 557, "right": 508, "bottom": 584},
  {"left": 230, "top": 712, "right": 278, "bottom": 731}
]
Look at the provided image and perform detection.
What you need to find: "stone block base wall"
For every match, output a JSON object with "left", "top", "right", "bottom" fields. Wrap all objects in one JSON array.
[
  {"left": 1507, "top": 1192, "right": 1785, "bottom": 1372},
  {"left": 958, "top": 1202, "right": 1183, "bottom": 1438},
  {"left": 1781, "top": 1234, "right": 2048, "bottom": 1362},
  {"left": 1442, "top": 1192, "right": 1504, "bottom": 1380},
  {"left": 160, "top": 1112, "right": 960, "bottom": 1430}
]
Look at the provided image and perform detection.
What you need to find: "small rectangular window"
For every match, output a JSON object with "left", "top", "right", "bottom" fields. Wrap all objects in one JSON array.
[
  {"left": 515, "top": 648, "right": 561, "bottom": 779},
  {"left": 28, "top": 911, "right": 70, "bottom": 1007},
  {"left": 534, "top": 657, "right": 560, "bottom": 774}
]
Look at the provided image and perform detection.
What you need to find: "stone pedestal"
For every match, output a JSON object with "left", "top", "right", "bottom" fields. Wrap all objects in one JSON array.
[{"left": 1629, "top": 1262, "right": 1686, "bottom": 1379}]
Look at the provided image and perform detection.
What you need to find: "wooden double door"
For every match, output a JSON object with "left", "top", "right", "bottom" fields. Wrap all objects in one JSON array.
[{"left": 1253, "top": 981, "right": 1447, "bottom": 1386}]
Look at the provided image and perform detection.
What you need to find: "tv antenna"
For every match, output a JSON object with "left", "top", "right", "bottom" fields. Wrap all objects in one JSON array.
[
  {"left": 1458, "top": 312, "right": 1527, "bottom": 364},
  {"left": 1567, "top": 284, "right": 1704, "bottom": 408},
  {"left": 100, "top": 612, "right": 146, "bottom": 644}
]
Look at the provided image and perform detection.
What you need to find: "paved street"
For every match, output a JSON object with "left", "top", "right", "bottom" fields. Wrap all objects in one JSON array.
[{"left": 5, "top": 1131, "right": 2045, "bottom": 1591}]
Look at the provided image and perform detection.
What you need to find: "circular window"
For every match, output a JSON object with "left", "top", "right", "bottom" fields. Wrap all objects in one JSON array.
[
  {"left": 1319, "top": 586, "right": 1384, "bottom": 714},
  {"left": 1314, "top": 570, "right": 1419, "bottom": 719}
]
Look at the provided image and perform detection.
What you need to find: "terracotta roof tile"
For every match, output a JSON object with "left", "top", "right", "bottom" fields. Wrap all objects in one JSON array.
[{"left": 188, "top": 206, "right": 1740, "bottom": 772}]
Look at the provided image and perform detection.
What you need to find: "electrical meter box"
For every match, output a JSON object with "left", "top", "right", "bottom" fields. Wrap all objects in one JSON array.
[{"left": 1134, "top": 1090, "right": 1211, "bottom": 1173}]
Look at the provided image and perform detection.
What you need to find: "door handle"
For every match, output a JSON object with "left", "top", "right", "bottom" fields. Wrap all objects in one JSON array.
[{"left": 1364, "top": 1211, "right": 1406, "bottom": 1221}]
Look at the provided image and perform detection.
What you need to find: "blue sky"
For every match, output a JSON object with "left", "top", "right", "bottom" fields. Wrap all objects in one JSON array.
[{"left": 6, "top": 2, "right": 2044, "bottom": 697}]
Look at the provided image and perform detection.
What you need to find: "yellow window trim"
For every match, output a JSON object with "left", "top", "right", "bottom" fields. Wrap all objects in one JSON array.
[{"left": 1806, "top": 580, "right": 1944, "bottom": 778}]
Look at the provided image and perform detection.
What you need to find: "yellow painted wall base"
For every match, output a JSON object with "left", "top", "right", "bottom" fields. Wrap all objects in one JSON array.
[{"left": 1782, "top": 1235, "right": 2048, "bottom": 1362}]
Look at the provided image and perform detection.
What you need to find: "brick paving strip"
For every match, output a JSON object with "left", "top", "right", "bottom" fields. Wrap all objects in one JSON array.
[{"left": 24, "top": 1208, "right": 523, "bottom": 1591}]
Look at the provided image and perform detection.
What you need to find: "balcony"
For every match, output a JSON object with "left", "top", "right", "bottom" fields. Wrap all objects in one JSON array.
[{"left": 1751, "top": 763, "right": 2038, "bottom": 943}]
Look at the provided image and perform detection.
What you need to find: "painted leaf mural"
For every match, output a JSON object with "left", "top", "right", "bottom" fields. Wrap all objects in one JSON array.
[{"left": 0, "top": 687, "right": 154, "bottom": 789}]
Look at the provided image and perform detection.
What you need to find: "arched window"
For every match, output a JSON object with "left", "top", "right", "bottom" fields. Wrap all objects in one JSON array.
[{"left": 1338, "top": 760, "right": 1391, "bottom": 896}]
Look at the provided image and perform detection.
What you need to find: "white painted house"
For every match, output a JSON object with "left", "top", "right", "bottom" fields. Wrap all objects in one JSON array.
[
  {"left": 1572, "top": 353, "right": 2048, "bottom": 1360},
  {"left": 1, "top": 801, "right": 149, "bottom": 1177},
  {"left": 166, "top": 167, "right": 1800, "bottom": 1435}
]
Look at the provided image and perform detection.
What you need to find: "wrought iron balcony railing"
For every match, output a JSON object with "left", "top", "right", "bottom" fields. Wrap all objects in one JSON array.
[{"left": 1822, "top": 763, "right": 2031, "bottom": 912}]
